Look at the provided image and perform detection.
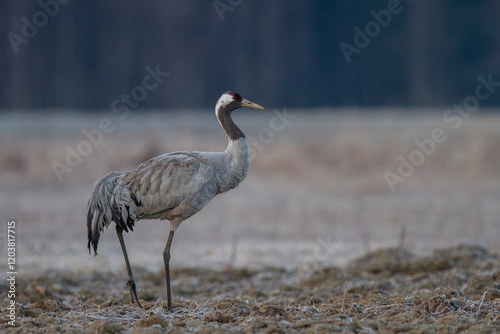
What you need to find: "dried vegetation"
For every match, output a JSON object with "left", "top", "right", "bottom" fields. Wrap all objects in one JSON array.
[{"left": 2, "top": 245, "right": 500, "bottom": 333}]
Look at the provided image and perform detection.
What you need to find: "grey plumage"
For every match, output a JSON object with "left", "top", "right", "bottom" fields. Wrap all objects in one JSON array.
[
  {"left": 87, "top": 141, "right": 249, "bottom": 254},
  {"left": 86, "top": 91, "right": 264, "bottom": 310}
]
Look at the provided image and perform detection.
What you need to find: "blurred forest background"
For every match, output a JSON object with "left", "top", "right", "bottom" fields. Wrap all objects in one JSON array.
[
  {"left": 2, "top": 0, "right": 500, "bottom": 274},
  {"left": 2, "top": 0, "right": 500, "bottom": 109}
]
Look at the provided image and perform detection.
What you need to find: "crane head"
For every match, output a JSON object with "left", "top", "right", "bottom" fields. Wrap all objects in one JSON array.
[{"left": 216, "top": 91, "right": 265, "bottom": 113}]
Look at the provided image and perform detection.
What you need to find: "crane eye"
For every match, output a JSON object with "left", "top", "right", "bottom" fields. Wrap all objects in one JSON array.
[{"left": 232, "top": 96, "right": 237, "bottom": 100}]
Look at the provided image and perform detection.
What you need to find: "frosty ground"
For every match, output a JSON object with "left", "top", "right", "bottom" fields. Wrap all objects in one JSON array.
[{"left": 2, "top": 245, "right": 500, "bottom": 333}]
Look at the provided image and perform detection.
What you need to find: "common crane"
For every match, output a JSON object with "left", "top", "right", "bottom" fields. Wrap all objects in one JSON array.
[{"left": 87, "top": 91, "right": 264, "bottom": 311}]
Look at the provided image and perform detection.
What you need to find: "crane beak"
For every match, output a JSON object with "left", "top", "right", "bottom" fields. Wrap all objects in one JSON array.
[{"left": 241, "top": 98, "right": 265, "bottom": 110}]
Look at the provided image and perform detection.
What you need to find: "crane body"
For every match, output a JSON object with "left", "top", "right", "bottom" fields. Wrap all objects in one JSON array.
[{"left": 87, "top": 92, "right": 264, "bottom": 311}]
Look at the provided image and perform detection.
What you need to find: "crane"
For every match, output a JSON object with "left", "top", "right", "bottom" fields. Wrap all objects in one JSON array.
[{"left": 87, "top": 91, "right": 264, "bottom": 311}]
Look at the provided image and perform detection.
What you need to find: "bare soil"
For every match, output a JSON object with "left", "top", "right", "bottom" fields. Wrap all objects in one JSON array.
[{"left": 2, "top": 244, "right": 500, "bottom": 333}]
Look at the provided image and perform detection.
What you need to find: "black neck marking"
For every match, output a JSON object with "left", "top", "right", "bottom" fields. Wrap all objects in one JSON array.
[{"left": 217, "top": 103, "right": 245, "bottom": 141}]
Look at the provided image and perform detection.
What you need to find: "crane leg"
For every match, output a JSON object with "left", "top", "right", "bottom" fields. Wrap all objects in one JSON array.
[
  {"left": 116, "top": 225, "right": 142, "bottom": 308},
  {"left": 163, "top": 230, "right": 175, "bottom": 312}
]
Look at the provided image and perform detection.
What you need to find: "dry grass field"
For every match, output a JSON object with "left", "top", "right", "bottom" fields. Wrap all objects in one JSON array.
[{"left": 1, "top": 109, "right": 500, "bottom": 332}]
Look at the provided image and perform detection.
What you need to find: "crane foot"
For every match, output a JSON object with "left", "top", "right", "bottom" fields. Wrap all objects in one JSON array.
[{"left": 127, "top": 279, "right": 142, "bottom": 308}]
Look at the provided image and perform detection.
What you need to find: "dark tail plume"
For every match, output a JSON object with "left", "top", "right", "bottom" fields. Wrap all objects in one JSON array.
[{"left": 87, "top": 171, "right": 124, "bottom": 255}]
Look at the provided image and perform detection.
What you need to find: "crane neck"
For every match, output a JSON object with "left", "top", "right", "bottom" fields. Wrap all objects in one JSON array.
[
  {"left": 215, "top": 104, "right": 250, "bottom": 190},
  {"left": 216, "top": 105, "right": 245, "bottom": 141}
]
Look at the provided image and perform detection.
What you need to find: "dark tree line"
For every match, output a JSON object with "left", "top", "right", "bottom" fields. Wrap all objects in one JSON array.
[{"left": 1, "top": 0, "right": 500, "bottom": 110}]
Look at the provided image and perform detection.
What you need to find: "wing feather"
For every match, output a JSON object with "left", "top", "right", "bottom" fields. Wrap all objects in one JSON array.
[
  {"left": 138, "top": 169, "right": 151, "bottom": 196},
  {"left": 121, "top": 152, "right": 220, "bottom": 221},
  {"left": 148, "top": 164, "right": 163, "bottom": 195},
  {"left": 159, "top": 164, "right": 175, "bottom": 194}
]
